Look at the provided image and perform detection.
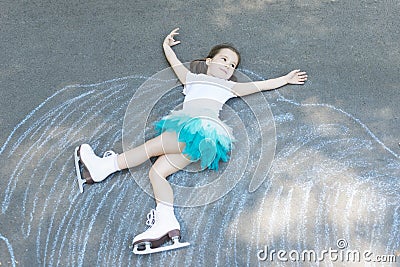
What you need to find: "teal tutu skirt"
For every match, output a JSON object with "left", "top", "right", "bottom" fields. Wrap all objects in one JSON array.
[{"left": 154, "top": 110, "right": 234, "bottom": 170}]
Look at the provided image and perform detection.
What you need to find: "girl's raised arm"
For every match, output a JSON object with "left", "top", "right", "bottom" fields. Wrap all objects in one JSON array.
[
  {"left": 163, "top": 28, "right": 189, "bottom": 84},
  {"left": 232, "top": 69, "right": 308, "bottom": 97}
]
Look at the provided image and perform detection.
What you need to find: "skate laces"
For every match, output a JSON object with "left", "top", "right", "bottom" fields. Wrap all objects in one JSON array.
[
  {"left": 146, "top": 209, "right": 156, "bottom": 227},
  {"left": 103, "top": 150, "right": 116, "bottom": 158}
]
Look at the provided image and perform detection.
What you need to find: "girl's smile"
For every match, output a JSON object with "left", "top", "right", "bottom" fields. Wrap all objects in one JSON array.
[{"left": 206, "top": 48, "right": 239, "bottom": 80}]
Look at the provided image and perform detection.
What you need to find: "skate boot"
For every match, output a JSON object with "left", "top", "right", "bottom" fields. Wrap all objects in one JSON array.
[
  {"left": 131, "top": 203, "right": 190, "bottom": 254},
  {"left": 74, "top": 144, "right": 120, "bottom": 193}
]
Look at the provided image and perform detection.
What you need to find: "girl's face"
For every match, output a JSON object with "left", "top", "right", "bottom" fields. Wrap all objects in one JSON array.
[{"left": 206, "top": 48, "right": 239, "bottom": 80}]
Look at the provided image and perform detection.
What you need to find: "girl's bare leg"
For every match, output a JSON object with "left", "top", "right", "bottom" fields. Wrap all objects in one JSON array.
[
  {"left": 148, "top": 153, "right": 192, "bottom": 205},
  {"left": 131, "top": 153, "right": 192, "bottom": 253},
  {"left": 117, "top": 132, "right": 185, "bottom": 170}
]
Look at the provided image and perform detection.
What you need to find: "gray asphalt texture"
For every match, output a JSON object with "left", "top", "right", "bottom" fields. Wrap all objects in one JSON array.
[{"left": 1, "top": 0, "right": 399, "bottom": 266}]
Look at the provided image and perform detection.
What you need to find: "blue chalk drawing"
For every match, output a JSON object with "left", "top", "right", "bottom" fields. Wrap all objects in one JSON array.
[
  {"left": 0, "top": 234, "right": 16, "bottom": 267},
  {"left": 0, "top": 70, "right": 398, "bottom": 266}
]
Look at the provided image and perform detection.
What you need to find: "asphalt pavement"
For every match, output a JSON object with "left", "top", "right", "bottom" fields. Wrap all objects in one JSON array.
[{"left": 1, "top": 0, "right": 399, "bottom": 266}]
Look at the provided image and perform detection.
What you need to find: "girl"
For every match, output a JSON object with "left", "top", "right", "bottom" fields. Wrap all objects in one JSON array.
[{"left": 74, "top": 28, "right": 307, "bottom": 254}]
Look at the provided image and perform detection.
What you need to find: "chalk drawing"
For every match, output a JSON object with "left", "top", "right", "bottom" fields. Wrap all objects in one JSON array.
[
  {"left": 0, "top": 234, "right": 16, "bottom": 267},
  {"left": 0, "top": 70, "right": 399, "bottom": 266}
]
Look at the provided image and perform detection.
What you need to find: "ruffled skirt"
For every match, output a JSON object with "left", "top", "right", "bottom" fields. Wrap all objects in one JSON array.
[{"left": 154, "top": 110, "right": 234, "bottom": 170}]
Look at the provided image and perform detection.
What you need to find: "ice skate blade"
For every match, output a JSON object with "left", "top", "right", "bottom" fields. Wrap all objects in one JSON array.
[
  {"left": 132, "top": 240, "right": 190, "bottom": 255},
  {"left": 74, "top": 146, "right": 86, "bottom": 193}
]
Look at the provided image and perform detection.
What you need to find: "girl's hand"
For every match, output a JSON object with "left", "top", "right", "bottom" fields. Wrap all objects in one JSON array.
[
  {"left": 286, "top": 69, "right": 308, "bottom": 85},
  {"left": 163, "top": 28, "right": 181, "bottom": 47}
]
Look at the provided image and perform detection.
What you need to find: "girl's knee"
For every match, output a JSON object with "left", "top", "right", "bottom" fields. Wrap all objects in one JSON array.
[
  {"left": 144, "top": 132, "right": 181, "bottom": 157},
  {"left": 148, "top": 164, "right": 167, "bottom": 181},
  {"left": 148, "top": 166, "right": 158, "bottom": 180}
]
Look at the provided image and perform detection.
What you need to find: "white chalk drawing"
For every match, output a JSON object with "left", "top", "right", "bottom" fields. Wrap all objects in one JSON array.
[
  {"left": 0, "top": 234, "right": 16, "bottom": 267},
  {"left": 0, "top": 70, "right": 398, "bottom": 266}
]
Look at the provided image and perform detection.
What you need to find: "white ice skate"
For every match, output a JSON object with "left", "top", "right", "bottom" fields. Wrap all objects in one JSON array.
[
  {"left": 74, "top": 144, "right": 119, "bottom": 193},
  {"left": 131, "top": 206, "right": 190, "bottom": 254}
]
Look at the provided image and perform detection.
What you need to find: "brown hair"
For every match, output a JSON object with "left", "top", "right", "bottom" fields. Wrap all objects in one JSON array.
[{"left": 190, "top": 43, "right": 241, "bottom": 82}]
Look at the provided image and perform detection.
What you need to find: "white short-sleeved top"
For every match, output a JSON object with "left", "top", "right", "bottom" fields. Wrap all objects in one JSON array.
[{"left": 182, "top": 72, "right": 237, "bottom": 115}]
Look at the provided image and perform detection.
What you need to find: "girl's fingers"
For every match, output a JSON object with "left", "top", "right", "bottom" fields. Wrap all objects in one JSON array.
[
  {"left": 170, "top": 28, "right": 180, "bottom": 35},
  {"left": 286, "top": 69, "right": 307, "bottom": 85},
  {"left": 297, "top": 71, "right": 307, "bottom": 79},
  {"left": 165, "top": 29, "right": 179, "bottom": 40},
  {"left": 165, "top": 28, "right": 181, "bottom": 46}
]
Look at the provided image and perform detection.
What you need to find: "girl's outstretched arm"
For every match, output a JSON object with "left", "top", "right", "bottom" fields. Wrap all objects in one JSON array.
[
  {"left": 163, "top": 28, "right": 189, "bottom": 84},
  {"left": 232, "top": 69, "right": 307, "bottom": 97}
]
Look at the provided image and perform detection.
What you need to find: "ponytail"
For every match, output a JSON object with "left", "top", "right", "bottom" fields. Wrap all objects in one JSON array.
[{"left": 189, "top": 59, "right": 208, "bottom": 75}]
